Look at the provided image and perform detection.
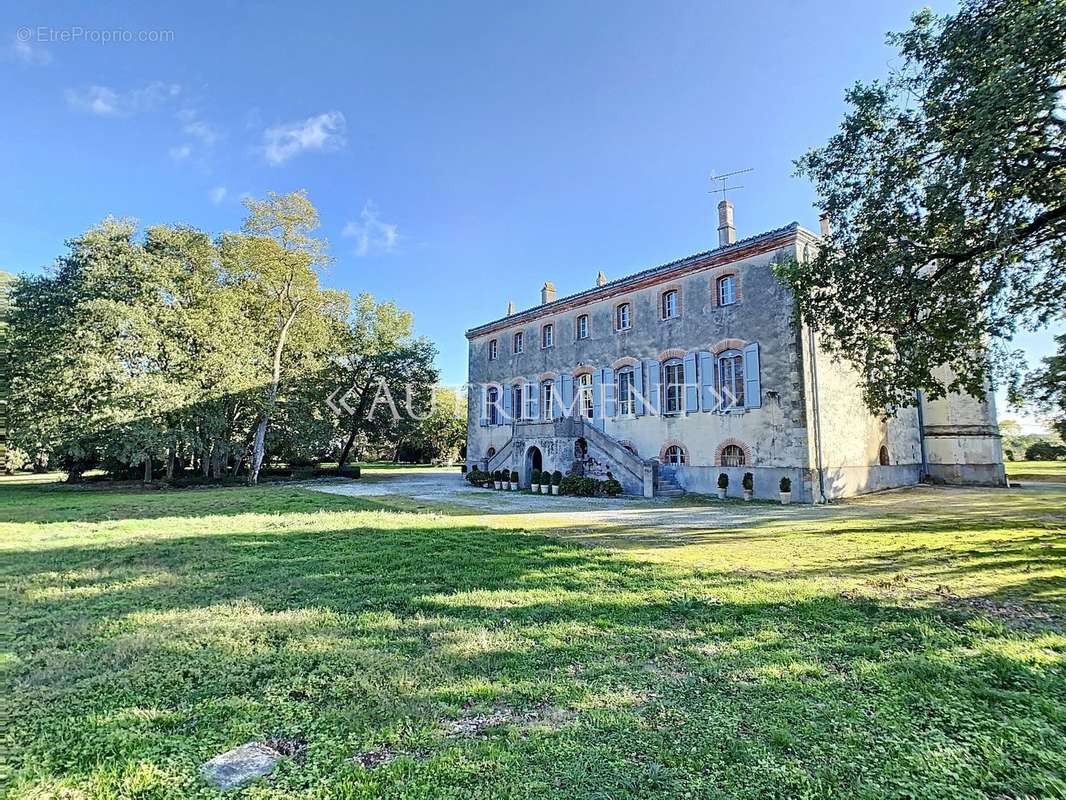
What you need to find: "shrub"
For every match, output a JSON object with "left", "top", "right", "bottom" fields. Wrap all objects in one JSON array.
[
  {"left": 559, "top": 474, "right": 620, "bottom": 497},
  {"left": 779, "top": 476, "right": 791, "bottom": 493},
  {"left": 717, "top": 472, "right": 729, "bottom": 489},
  {"left": 531, "top": 469, "right": 542, "bottom": 485},
  {"left": 1025, "top": 442, "right": 1066, "bottom": 461},
  {"left": 510, "top": 470, "right": 519, "bottom": 484},
  {"left": 742, "top": 472, "right": 754, "bottom": 491},
  {"left": 603, "top": 478, "right": 622, "bottom": 497},
  {"left": 465, "top": 468, "right": 481, "bottom": 485},
  {"left": 551, "top": 470, "right": 563, "bottom": 486},
  {"left": 492, "top": 470, "right": 501, "bottom": 482}
]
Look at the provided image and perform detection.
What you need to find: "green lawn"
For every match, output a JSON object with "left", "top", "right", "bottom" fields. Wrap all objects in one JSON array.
[
  {"left": 1006, "top": 459, "right": 1066, "bottom": 482},
  {"left": 2, "top": 478, "right": 1064, "bottom": 799}
]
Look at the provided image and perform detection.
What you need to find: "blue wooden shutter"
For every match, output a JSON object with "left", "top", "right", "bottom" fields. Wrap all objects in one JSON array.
[
  {"left": 698, "top": 351, "right": 715, "bottom": 412},
  {"left": 602, "top": 367, "right": 616, "bottom": 418},
  {"left": 633, "top": 360, "right": 645, "bottom": 416},
  {"left": 479, "top": 385, "right": 489, "bottom": 426},
  {"left": 502, "top": 383, "right": 513, "bottom": 423},
  {"left": 560, "top": 373, "right": 574, "bottom": 417},
  {"left": 645, "top": 359, "right": 661, "bottom": 416},
  {"left": 743, "top": 342, "right": 762, "bottom": 408},
  {"left": 527, "top": 381, "right": 539, "bottom": 420},
  {"left": 591, "top": 370, "right": 604, "bottom": 430},
  {"left": 683, "top": 352, "right": 698, "bottom": 413}
]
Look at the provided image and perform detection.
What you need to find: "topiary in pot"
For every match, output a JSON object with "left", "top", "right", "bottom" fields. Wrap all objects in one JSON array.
[
  {"left": 779, "top": 476, "right": 792, "bottom": 505},
  {"left": 510, "top": 470, "right": 519, "bottom": 490},
  {"left": 742, "top": 472, "right": 754, "bottom": 501},
  {"left": 551, "top": 470, "right": 563, "bottom": 495},
  {"left": 493, "top": 470, "right": 502, "bottom": 489},
  {"left": 531, "top": 469, "right": 542, "bottom": 491},
  {"left": 717, "top": 472, "right": 729, "bottom": 499}
]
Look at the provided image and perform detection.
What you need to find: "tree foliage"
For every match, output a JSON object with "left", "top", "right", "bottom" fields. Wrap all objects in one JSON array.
[
  {"left": 1020, "top": 332, "right": 1066, "bottom": 440},
  {"left": 778, "top": 0, "right": 1066, "bottom": 410},
  {"left": 5, "top": 194, "right": 455, "bottom": 481}
]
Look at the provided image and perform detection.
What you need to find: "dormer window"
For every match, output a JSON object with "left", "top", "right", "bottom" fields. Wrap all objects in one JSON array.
[{"left": 615, "top": 302, "right": 631, "bottom": 331}]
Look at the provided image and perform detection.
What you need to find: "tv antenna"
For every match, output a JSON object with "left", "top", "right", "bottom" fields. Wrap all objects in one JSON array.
[{"left": 709, "top": 167, "right": 753, "bottom": 202}]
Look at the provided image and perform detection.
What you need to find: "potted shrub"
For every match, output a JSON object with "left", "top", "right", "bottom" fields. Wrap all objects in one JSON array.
[
  {"left": 493, "top": 470, "right": 502, "bottom": 490},
  {"left": 742, "top": 472, "right": 754, "bottom": 501},
  {"left": 502, "top": 470, "right": 511, "bottom": 491},
  {"left": 779, "top": 476, "right": 792, "bottom": 505},
  {"left": 551, "top": 470, "right": 562, "bottom": 495},
  {"left": 541, "top": 471, "right": 551, "bottom": 494},
  {"left": 717, "top": 472, "right": 728, "bottom": 500},
  {"left": 510, "top": 470, "right": 519, "bottom": 491},
  {"left": 531, "top": 469, "right": 542, "bottom": 493}
]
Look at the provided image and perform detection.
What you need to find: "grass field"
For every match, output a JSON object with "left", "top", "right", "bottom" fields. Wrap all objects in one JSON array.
[
  {"left": 1006, "top": 459, "right": 1066, "bottom": 482},
  {"left": 2, "top": 476, "right": 1064, "bottom": 799}
]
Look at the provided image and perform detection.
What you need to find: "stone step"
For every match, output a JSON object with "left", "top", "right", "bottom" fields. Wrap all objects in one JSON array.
[{"left": 656, "top": 488, "right": 685, "bottom": 497}]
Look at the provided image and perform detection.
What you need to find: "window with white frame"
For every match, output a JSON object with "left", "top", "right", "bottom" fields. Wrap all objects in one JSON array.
[
  {"left": 511, "top": 383, "right": 523, "bottom": 421},
  {"left": 542, "top": 324, "right": 554, "bottom": 349},
  {"left": 576, "top": 314, "right": 589, "bottom": 339},
  {"left": 513, "top": 331, "right": 523, "bottom": 353},
  {"left": 663, "top": 360, "right": 684, "bottom": 414},
  {"left": 541, "top": 380, "right": 554, "bottom": 420},
  {"left": 617, "top": 368, "right": 635, "bottom": 415},
  {"left": 487, "top": 387, "right": 499, "bottom": 424},
  {"left": 615, "top": 302, "right": 631, "bottom": 331},
  {"left": 662, "top": 290, "right": 679, "bottom": 319},
  {"left": 578, "top": 372, "right": 594, "bottom": 418},
  {"left": 721, "top": 444, "right": 745, "bottom": 466},
  {"left": 717, "top": 275, "right": 737, "bottom": 306},
  {"left": 664, "top": 445, "right": 686, "bottom": 464},
  {"left": 717, "top": 350, "right": 745, "bottom": 408},
  {"left": 488, "top": 339, "right": 498, "bottom": 360}
]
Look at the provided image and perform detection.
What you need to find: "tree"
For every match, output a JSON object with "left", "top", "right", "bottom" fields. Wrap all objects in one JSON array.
[
  {"left": 0, "top": 271, "right": 14, "bottom": 473},
  {"left": 1020, "top": 332, "right": 1066, "bottom": 440},
  {"left": 403, "top": 386, "right": 467, "bottom": 464},
  {"left": 222, "top": 191, "right": 338, "bottom": 485},
  {"left": 778, "top": 0, "right": 1066, "bottom": 410}
]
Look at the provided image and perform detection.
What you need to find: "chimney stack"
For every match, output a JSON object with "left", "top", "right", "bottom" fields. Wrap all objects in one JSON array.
[
  {"left": 596, "top": 271, "right": 607, "bottom": 287},
  {"left": 541, "top": 281, "right": 556, "bottom": 304},
  {"left": 506, "top": 300, "right": 515, "bottom": 316},
  {"left": 819, "top": 213, "right": 831, "bottom": 237},
  {"left": 717, "top": 200, "right": 736, "bottom": 247}
]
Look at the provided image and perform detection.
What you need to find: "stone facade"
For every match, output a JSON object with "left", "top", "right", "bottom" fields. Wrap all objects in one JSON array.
[{"left": 465, "top": 208, "right": 1005, "bottom": 501}]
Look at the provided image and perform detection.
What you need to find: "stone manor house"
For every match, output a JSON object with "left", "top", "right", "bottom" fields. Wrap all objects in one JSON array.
[{"left": 464, "top": 201, "right": 1006, "bottom": 502}]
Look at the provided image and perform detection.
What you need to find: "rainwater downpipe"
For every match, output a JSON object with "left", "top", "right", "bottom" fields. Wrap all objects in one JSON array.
[{"left": 806, "top": 325, "right": 829, "bottom": 504}]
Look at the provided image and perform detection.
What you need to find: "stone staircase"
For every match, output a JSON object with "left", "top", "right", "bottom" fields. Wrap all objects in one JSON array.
[{"left": 655, "top": 473, "right": 685, "bottom": 497}]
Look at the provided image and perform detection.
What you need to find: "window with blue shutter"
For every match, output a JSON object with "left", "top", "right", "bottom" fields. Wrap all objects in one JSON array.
[
  {"left": 559, "top": 373, "right": 574, "bottom": 417},
  {"left": 633, "top": 361, "right": 645, "bottom": 416},
  {"left": 698, "top": 351, "right": 716, "bottom": 412},
  {"left": 683, "top": 352, "right": 698, "bottom": 413},
  {"left": 527, "top": 381, "right": 540, "bottom": 420},
  {"left": 743, "top": 343, "right": 762, "bottom": 408},
  {"left": 503, "top": 383, "right": 514, "bottom": 422},
  {"left": 602, "top": 367, "right": 616, "bottom": 418},
  {"left": 644, "top": 359, "right": 661, "bottom": 415}
]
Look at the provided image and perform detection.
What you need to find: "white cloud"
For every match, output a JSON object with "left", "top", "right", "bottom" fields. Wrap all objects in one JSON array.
[
  {"left": 208, "top": 186, "right": 227, "bottom": 205},
  {"left": 261, "top": 111, "right": 346, "bottom": 166},
  {"left": 342, "top": 201, "right": 399, "bottom": 257},
  {"left": 168, "top": 144, "right": 192, "bottom": 161},
  {"left": 65, "top": 81, "right": 180, "bottom": 117},
  {"left": 11, "top": 37, "right": 52, "bottom": 66},
  {"left": 178, "top": 109, "right": 219, "bottom": 146}
]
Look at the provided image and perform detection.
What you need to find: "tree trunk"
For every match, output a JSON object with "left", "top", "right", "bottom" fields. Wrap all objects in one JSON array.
[
  {"left": 143, "top": 455, "right": 152, "bottom": 484},
  {"left": 337, "top": 427, "right": 358, "bottom": 472},
  {"left": 249, "top": 304, "right": 303, "bottom": 486}
]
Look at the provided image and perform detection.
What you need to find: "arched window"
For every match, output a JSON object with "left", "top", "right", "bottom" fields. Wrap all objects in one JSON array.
[
  {"left": 578, "top": 372, "right": 594, "bottom": 418},
  {"left": 488, "top": 339, "right": 498, "bottom": 360},
  {"left": 664, "top": 445, "right": 686, "bottom": 464},
  {"left": 615, "top": 302, "right": 632, "bottom": 331},
  {"left": 511, "top": 383, "right": 523, "bottom": 421},
  {"left": 541, "top": 380, "right": 554, "bottom": 420},
  {"left": 486, "top": 387, "right": 499, "bottom": 425},
  {"left": 617, "top": 367, "right": 635, "bottom": 415},
  {"left": 661, "top": 290, "right": 679, "bottom": 319},
  {"left": 662, "top": 359, "right": 684, "bottom": 414},
  {"left": 717, "top": 275, "right": 737, "bottom": 306},
  {"left": 576, "top": 314, "right": 589, "bottom": 339},
  {"left": 879, "top": 445, "right": 890, "bottom": 466},
  {"left": 542, "top": 324, "right": 554, "bottom": 349},
  {"left": 513, "top": 331, "right": 523, "bottom": 353},
  {"left": 486, "top": 447, "right": 496, "bottom": 460},
  {"left": 575, "top": 437, "right": 588, "bottom": 460},
  {"left": 717, "top": 350, "right": 745, "bottom": 409},
  {"left": 721, "top": 444, "right": 745, "bottom": 466}
]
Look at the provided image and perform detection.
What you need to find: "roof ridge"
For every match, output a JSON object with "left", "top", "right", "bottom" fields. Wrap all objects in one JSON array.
[{"left": 466, "top": 222, "right": 801, "bottom": 336}]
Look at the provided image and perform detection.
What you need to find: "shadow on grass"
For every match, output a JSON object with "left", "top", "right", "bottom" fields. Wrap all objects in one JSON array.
[{"left": 4, "top": 494, "right": 1066, "bottom": 798}]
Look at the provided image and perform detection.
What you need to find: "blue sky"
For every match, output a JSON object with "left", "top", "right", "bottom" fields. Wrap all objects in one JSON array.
[{"left": 2, "top": 1, "right": 1058, "bottom": 427}]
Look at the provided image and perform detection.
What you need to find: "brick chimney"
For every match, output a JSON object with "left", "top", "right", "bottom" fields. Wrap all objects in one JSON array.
[
  {"left": 541, "top": 281, "right": 556, "bottom": 304},
  {"left": 717, "top": 200, "right": 736, "bottom": 247}
]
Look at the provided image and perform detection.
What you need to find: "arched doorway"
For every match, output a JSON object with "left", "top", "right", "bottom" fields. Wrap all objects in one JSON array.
[{"left": 524, "top": 446, "right": 542, "bottom": 487}]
